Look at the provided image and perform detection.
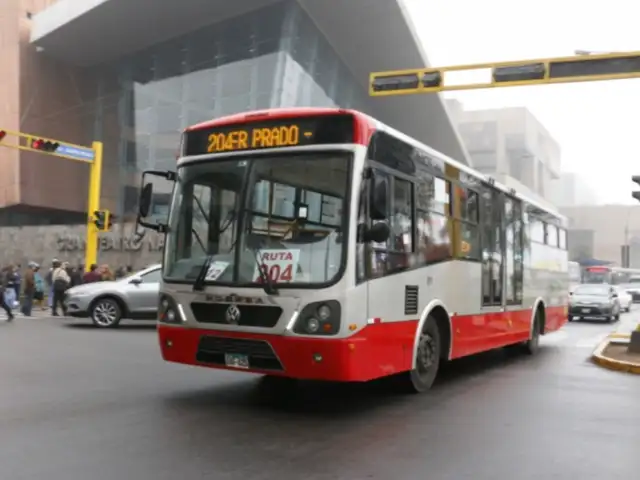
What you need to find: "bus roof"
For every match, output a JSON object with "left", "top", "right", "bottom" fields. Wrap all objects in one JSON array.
[{"left": 183, "top": 107, "right": 565, "bottom": 222}]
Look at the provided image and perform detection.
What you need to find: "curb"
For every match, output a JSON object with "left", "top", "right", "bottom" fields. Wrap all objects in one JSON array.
[{"left": 591, "top": 334, "right": 640, "bottom": 374}]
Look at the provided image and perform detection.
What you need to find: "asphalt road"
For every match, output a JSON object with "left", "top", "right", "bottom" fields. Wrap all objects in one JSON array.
[{"left": 1, "top": 313, "right": 639, "bottom": 480}]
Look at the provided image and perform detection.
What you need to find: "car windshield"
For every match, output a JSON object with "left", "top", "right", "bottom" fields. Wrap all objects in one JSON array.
[
  {"left": 573, "top": 285, "right": 609, "bottom": 296},
  {"left": 163, "top": 151, "right": 351, "bottom": 287}
]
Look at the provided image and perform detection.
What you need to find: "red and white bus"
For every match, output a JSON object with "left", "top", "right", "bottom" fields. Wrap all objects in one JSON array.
[
  {"left": 583, "top": 265, "right": 640, "bottom": 285},
  {"left": 137, "top": 107, "right": 569, "bottom": 393}
]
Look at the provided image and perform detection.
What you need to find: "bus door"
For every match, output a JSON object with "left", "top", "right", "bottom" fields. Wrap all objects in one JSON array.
[
  {"left": 478, "top": 183, "right": 508, "bottom": 348},
  {"left": 357, "top": 166, "right": 415, "bottom": 371}
]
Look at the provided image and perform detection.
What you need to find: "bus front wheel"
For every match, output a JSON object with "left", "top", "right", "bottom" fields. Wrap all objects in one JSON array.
[{"left": 396, "top": 314, "right": 441, "bottom": 393}]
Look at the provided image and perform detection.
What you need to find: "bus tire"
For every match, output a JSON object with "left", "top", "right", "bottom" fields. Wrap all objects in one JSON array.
[
  {"left": 523, "top": 308, "right": 542, "bottom": 355},
  {"left": 397, "top": 314, "right": 441, "bottom": 393}
]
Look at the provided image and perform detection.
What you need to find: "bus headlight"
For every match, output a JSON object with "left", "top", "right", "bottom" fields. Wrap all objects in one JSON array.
[
  {"left": 158, "top": 294, "right": 183, "bottom": 324},
  {"left": 306, "top": 317, "right": 320, "bottom": 333},
  {"left": 293, "top": 300, "right": 341, "bottom": 336}
]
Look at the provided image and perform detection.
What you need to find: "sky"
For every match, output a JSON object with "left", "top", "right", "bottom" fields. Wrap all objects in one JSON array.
[{"left": 404, "top": 0, "right": 640, "bottom": 204}]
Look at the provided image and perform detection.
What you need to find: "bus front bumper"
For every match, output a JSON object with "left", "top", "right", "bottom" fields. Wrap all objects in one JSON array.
[{"left": 157, "top": 323, "right": 412, "bottom": 382}]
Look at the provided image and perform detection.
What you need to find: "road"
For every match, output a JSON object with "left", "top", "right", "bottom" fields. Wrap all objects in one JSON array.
[{"left": 1, "top": 312, "right": 639, "bottom": 480}]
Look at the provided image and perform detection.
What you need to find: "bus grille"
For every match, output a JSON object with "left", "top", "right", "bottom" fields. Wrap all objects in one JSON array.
[
  {"left": 196, "top": 336, "right": 283, "bottom": 371},
  {"left": 191, "top": 303, "right": 282, "bottom": 328}
]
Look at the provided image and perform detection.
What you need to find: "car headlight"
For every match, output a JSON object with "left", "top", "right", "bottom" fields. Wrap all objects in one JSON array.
[
  {"left": 293, "top": 300, "right": 341, "bottom": 336},
  {"left": 158, "top": 294, "right": 183, "bottom": 324}
]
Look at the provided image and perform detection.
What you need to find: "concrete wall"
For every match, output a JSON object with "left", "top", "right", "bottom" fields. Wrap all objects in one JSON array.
[{"left": 0, "top": 223, "right": 164, "bottom": 269}]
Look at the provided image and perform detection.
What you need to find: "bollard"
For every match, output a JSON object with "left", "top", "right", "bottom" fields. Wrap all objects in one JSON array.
[{"left": 628, "top": 325, "right": 640, "bottom": 354}]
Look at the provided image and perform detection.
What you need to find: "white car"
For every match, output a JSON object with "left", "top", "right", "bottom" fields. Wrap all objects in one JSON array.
[{"left": 615, "top": 286, "right": 633, "bottom": 312}]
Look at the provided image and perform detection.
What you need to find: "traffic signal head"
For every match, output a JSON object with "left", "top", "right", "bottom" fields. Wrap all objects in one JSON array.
[
  {"left": 632, "top": 176, "right": 640, "bottom": 203},
  {"left": 31, "top": 138, "right": 60, "bottom": 152}
]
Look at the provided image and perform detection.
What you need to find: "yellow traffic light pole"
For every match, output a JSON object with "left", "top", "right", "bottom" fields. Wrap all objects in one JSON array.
[
  {"left": 0, "top": 130, "right": 103, "bottom": 271},
  {"left": 86, "top": 141, "right": 103, "bottom": 270},
  {"left": 369, "top": 50, "right": 640, "bottom": 95}
]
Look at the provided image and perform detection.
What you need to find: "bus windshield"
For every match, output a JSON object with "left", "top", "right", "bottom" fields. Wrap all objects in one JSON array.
[{"left": 163, "top": 152, "right": 351, "bottom": 287}]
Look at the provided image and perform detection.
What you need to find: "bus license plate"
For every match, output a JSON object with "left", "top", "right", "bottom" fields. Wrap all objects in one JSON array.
[
  {"left": 225, "top": 353, "right": 249, "bottom": 369},
  {"left": 581, "top": 308, "right": 590, "bottom": 313}
]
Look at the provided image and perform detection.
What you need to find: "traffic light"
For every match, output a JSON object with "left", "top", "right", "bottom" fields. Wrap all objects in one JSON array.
[
  {"left": 31, "top": 138, "right": 60, "bottom": 152},
  {"left": 92, "top": 210, "right": 111, "bottom": 232},
  {"left": 633, "top": 176, "right": 640, "bottom": 203},
  {"left": 0, "top": 130, "right": 6, "bottom": 142}
]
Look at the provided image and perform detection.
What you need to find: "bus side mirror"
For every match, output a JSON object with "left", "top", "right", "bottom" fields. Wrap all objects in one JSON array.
[
  {"left": 363, "top": 222, "right": 390, "bottom": 243},
  {"left": 369, "top": 174, "right": 389, "bottom": 220},
  {"left": 139, "top": 183, "right": 153, "bottom": 218}
]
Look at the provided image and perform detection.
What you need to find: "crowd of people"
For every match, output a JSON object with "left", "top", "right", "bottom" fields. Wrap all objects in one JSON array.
[{"left": 0, "top": 260, "right": 134, "bottom": 320}]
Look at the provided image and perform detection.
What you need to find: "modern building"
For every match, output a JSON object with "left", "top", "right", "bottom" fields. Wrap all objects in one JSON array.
[
  {"left": 0, "top": 0, "right": 470, "bottom": 267},
  {"left": 562, "top": 205, "right": 640, "bottom": 265},
  {"left": 446, "top": 99, "right": 561, "bottom": 207},
  {"left": 549, "top": 172, "right": 598, "bottom": 208}
]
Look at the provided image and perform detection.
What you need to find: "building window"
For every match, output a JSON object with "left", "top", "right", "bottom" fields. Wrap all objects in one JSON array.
[{"left": 559, "top": 228, "right": 567, "bottom": 250}]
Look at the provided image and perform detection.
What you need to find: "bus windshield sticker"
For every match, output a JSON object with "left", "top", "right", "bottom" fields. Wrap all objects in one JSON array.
[
  {"left": 205, "top": 261, "right": 230, "bottom": 281},
  {"left": 253, "top": 249, "right": 300, "bottom": 283}
]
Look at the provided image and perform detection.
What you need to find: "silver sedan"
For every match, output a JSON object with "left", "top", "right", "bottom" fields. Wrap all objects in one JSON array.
[{"left": 64, "top": 264, "right": 161, "bottom": 328}]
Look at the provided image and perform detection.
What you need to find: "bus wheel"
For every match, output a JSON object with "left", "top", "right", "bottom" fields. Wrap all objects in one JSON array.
[
  {"left": 398, "top": 315, "right": 441, "bottom": 393},
  {"left": 524, "top": 310, "right": 542, "bottom": 355}
]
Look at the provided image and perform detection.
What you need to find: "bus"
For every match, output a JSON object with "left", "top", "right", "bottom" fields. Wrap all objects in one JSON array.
[
  {"left": 136, "top": 107, "right": 569, "bottom": 393},
  {"left": 583, "top": 266, "right": 640, "bottom": 285}
]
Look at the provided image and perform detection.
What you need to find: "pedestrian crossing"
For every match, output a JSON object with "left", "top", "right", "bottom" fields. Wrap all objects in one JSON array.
[{"left": 0, "top": 309, "right": 55, "bottom": 320}]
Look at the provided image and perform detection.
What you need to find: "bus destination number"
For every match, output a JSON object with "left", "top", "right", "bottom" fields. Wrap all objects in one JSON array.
[
  {"left": 253, "top": 249, "right": 300, "bottom": 283},
  {"left": 207, "top": 125, "right": 305, "bottom": 153}
]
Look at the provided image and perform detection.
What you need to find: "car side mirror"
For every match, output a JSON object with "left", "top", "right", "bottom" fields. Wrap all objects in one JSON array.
[{"left": 129, "top": 277, "right": 142, "bottom": 285}]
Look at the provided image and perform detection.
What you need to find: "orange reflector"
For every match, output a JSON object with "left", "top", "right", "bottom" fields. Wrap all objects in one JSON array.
[
  {"left": 348, "top": 324, "right": 357, "bottom": 331},
  {"left": 348, "top": 343, "right": 355, "bottom": 351}
]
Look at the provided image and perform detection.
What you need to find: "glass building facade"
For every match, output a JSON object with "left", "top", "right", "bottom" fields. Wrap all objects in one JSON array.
[{"left": 98, "top": 0, "right": 374, "bottom": 219}]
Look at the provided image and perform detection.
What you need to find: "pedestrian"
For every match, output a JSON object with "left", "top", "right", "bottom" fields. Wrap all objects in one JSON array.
[
  {"left": 51, "top": 260, "right": 70, "bottom": 316},
  {"left": 33, "top": 265, "right": 45, "bottom": 310},
  {"left": 13, "top": 264, "right": 21, "bottom": 305},
  {"left": 82, "top": 264, "right": 102, "bottom": 284},
  {"left": 100, "top": 264, "right": 115, "bottom": 281},
  {"left": 4, "top": 265, "right": 17, "bottom": 310},
  {"left": 21, "top": 262, "right": 36, "bottom": 317},
  {"left": 45, "top": 260, "right": 56, "bottom": 309},
  {"left": 0, "top": 267, "right": 14, "bottom": 321}
]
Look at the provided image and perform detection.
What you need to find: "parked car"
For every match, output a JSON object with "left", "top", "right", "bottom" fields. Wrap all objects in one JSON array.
[
  {"left": 568, "top": 284, "right": 620, "bottom": 323},
  {"left": 64, "top": 264, "right": 161, "bottom": 328},
  {"left": 615, "top": 286, "right": 633, "bottom": 312}
]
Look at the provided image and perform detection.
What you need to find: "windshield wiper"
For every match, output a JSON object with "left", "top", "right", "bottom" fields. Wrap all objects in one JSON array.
[
  {"left": 193, "top": 255, "right": 214, "bottom": 292},
  {"left": 251, "top": 246, "right": 278, "bottom": 295}
]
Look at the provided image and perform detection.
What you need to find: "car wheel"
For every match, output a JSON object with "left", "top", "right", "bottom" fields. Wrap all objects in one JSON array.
[{"left": 90, "top": 297, "right": 122, "bottom": 328}]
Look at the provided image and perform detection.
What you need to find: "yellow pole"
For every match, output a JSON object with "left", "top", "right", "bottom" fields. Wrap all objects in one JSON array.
[{"left": 84, "top": 141, "right": 103, "bottom": 272}]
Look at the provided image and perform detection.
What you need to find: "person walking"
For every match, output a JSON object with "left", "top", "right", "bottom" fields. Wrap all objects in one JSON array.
[
  {"left": 0, "top": 267, "right": 14, "bottom": 321},
  {"left": 21, "top": 262, "right": 36, "bottom": 317},
  {"left": 33, "top": 265, "right": 45, "bottom": 310},
  {"left": 51, "top": 260, "right": 70, "bottom": 316}
]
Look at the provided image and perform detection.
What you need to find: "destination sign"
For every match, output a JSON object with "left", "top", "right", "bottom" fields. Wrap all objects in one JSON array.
[{"left": 183, "top": 114, "right": 355, "bottom": 156}]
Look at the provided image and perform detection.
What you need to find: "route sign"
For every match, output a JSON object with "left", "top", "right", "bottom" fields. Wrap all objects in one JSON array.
[{"left": 56, "top": 144, "right": 96, "bottom": 161}]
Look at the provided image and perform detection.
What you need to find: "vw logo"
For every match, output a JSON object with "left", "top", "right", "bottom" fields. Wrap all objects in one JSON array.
[{"left": 225, "top": 304, "right": 241, "bottom": 324}]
